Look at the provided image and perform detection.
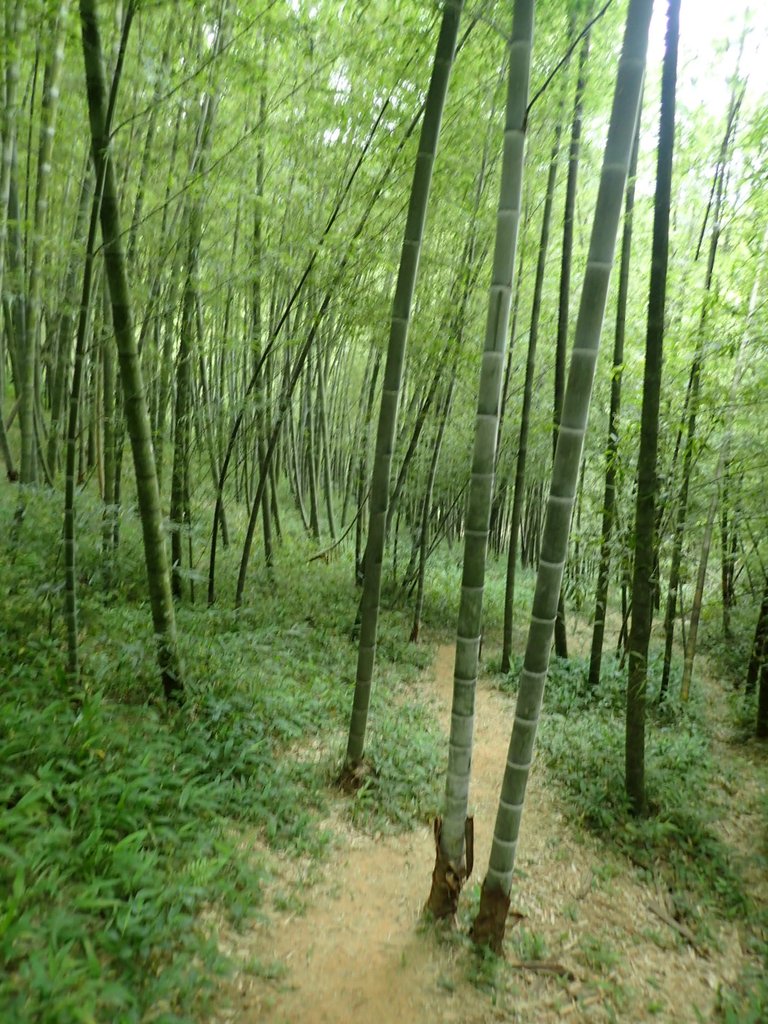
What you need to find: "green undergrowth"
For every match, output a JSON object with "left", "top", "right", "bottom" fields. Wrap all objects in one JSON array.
[
  {"left": 0, "top": 486, "right": 444, "bottom": 1022},
  {"left": 715, "top": 931, "right": 768, "bottom": 1024},
  {"left": 697, "top": 601, "right": 755, "bottom": 689},
  {"left": 714, "top": 754, "right": 768, "bottom": 1019},
  {"left": 1, "top": 677, "right": 268, "bottom": 1022},
  {"left": 385, "top": 542, "right": 535, "bottom": 645},
  {"left": 698, "top": 602, "right": 765, "bottom": 745},
  {"left": 347, "top": 698, "right": 442, "bottom": 832},
  {"left": 497, "top": 652, "right": 749, "bottom": 924}
]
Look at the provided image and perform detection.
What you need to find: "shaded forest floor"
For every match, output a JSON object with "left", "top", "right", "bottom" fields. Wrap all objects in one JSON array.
[
  {"left": 214, "top": 639, "right": 768, "bottom": 1024},
  {"left": 2, "top": 487, "right": 766, "bottom": 1022}
]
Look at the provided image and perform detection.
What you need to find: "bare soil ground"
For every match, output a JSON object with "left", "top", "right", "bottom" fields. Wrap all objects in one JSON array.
[{"left": 214, "top": 642, "right": 765, "bottom": 1024}]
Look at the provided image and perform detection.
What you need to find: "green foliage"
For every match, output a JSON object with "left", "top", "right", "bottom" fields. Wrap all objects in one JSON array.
[
  {"left": 0, "top": 677, "right": 260, "bottom": 1021},
  {"left": 716, "top": 952, "right": 768, "bottom": 1024},
  {"left": 512, "top": 926, "right": 549, "bottom": 962},
  {"left": 347, "top": 696, "right": 443, "bottom": 832},
  {"left": 578, "top": 934, "right": 621, "bottom": 973},
  {"left": 714, "top": 792, "right": 768, "bottom": 1019},
  {"left": 534, "top": 655, "right": 747, "bottom": 920},
  {"left": 376, "top": 617, "right": 434, "bottom": 676},
  {"left": 698, "top": 603, "right": 755, "bottom": 689},
  {"left": 240, "top": 957, "right": 289, "bottom": 982},
  {"left": 402, "top": 554, "right": 463, "bottom": 630},
  {"left": 406, "top": 546, "right": 535, "bottom": 652},
  {"left": 0, "top": 489, "right": 442, "bottom": 1022},
  {"left": 545, "top": 652, "right": 692, "bottom": 722},
  {"left": 466, "top": 946, "right": 505, "bottom": 997}
]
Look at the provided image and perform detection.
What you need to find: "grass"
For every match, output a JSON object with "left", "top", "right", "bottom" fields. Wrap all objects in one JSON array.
[
  {"left": 487, "top": 597, "right": 768, "bottom": 1019},
  {"left": 0, "top": 484, "right": 446, "bottom": 1022},
  {"left": 519, "top": 652, "right": 751, "bottom": 923},
  {"left": 390, "top": 540, "right": 535, "bottom": 647},
  {"left": 491, "top": 644, "right": 754, "bottom": 921},
  {"left": 6, "top": 478, "right": 766, "bottom": 1020},
  {"left": 715, "top": 936, "right": 768, "bottom": 1024},
  {"left": 511, "top": 926, "right": 549, "bottom": 962},
  {"left": 347, "top": 697, "right": 442, "bottom": 832}
]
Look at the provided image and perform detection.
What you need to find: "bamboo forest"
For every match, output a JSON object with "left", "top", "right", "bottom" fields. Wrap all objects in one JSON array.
[{"left": 3, "top": 0, "right": 768, "bottom": 1020}]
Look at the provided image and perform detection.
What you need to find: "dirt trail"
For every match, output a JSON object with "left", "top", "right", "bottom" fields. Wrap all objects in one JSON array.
[{"left": 217, "top": 644, "right": 752, "bottom": 1024}]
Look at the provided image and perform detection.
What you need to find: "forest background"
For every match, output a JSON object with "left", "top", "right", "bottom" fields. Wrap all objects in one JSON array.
[{"left": 1, "top": 0, "right": 767, "bottom": 1020}]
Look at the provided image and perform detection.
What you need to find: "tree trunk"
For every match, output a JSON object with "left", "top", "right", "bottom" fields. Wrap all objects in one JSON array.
[
  {"left": 355, "top": 353, "right": 381, "bottom": 584},
  {"left": 587, "top": 122, "right": 639, "bottom": 686},
  {"left": 251, "top": 84, "right": 275, "bottom": 566},
  {"left": 20, "top": 2, "right": 70, "bottom": 485},
  {"left": 0, "top": 2, "right": 23, "bottom": 324},
  {"left": 303, "top": 357, "right": 321, "bottom": 541},
  {"left": 80, "top": 0, "right": 182, "bottom": 700},
  {"left": 757, "top": 662, "right": 768, "bottom": 739},
  {"left": 410, "top": 378, "right": 454, "bottom": 643},
  {"left": 65, "top": 5, "right": 132, "bottom": 685},
  {"left": 170, "top": 226, "right": 195, "bottom": 601},
  {"left": 746, "top": 580, "right": 768, "bottom": 695},
  {"left": 472, "top": 0, "right": 651, "bottom": 951},
  {"left": 48, "top": 170, "right": 94, "bottom": 478},
  {"left": 426, "top": 0, "right": 532, "bottom": 920},
  {"left": 551, "top": 9, "right": 591, "bottom": 661},
  {"left": 719, "top": 460, "right": 736, "bottom": 639},
  {"left": 100, "top": 281, "right": 116, "bottom": 563},
  {"left": 501, "top": 110, "right": 564, "bottom": 674},
  {"left": 658, "top": 78, "right": 744, "bottom": 702},
  {"left": 625, "top": 0, "right": 679, "bottom": 814},
  {"left": 316, "top": 345, "right": 337, "bottom": 540},
  {"left": 342, "top": 0, "right": 464, "bottom": 769},
  {"left": 680, "top": 226, "right": 767, "bottom": 699},
  {"left": 64, "top": 184, "right": 102, "bottom": 687}
]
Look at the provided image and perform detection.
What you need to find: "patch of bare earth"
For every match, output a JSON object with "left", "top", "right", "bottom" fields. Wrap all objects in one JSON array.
[{"left": 214, "top": 643, "right": 762, "bottom": 1024}]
